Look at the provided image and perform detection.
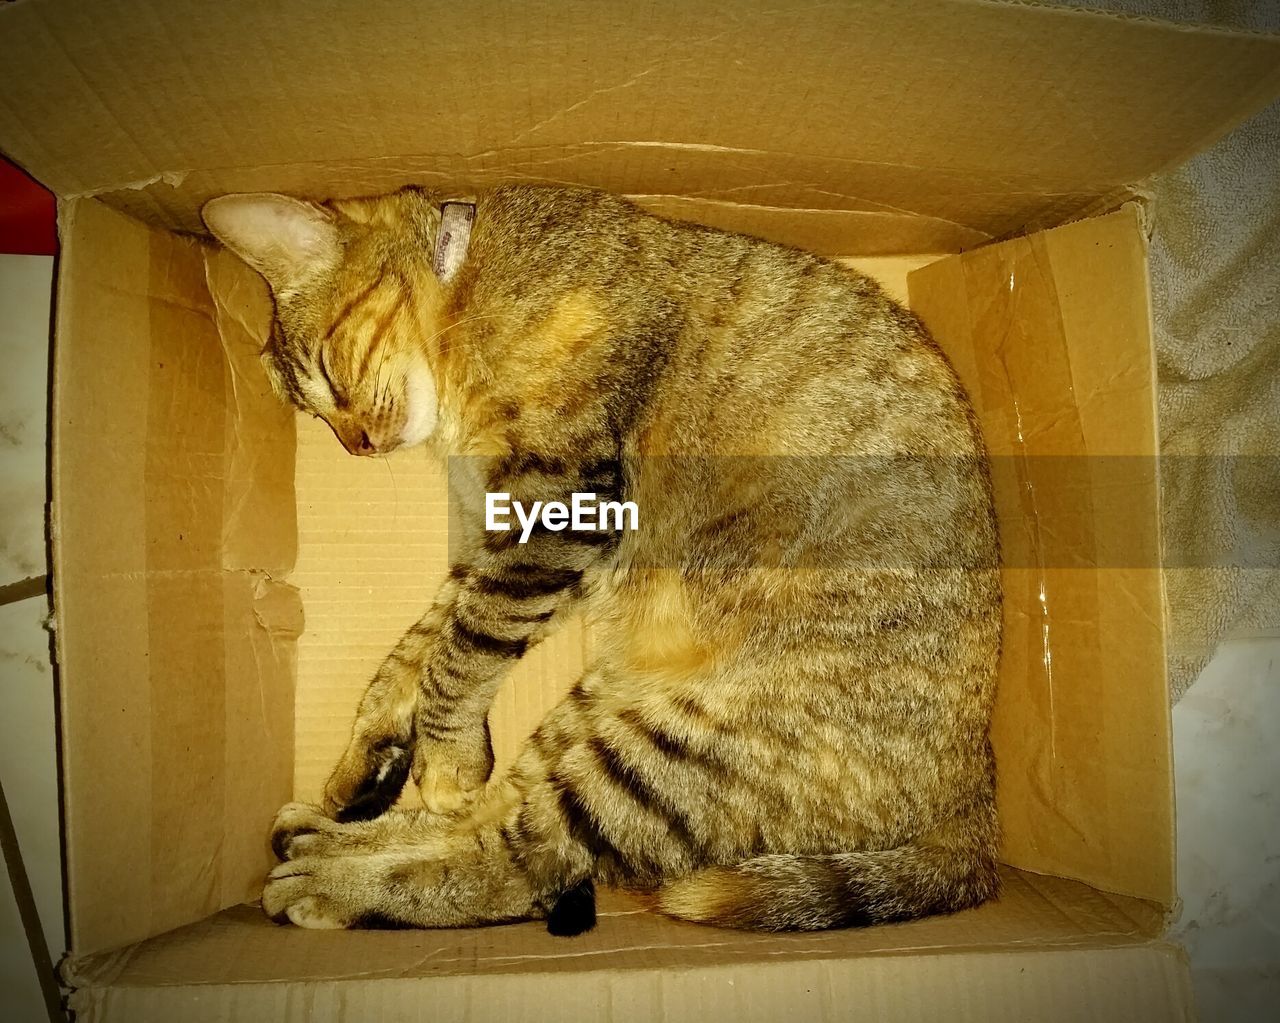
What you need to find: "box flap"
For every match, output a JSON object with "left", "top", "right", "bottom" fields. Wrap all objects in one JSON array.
[
  {"left": 62, "top": 870, "right": 1166, "bottom": 988},
  {"left": 3, "top": 0, "right": 1279, "bottom": 252},
  {"left": 61, "top": 871, "right": 1188, "bottom": 1023},
  {"left": 67, "top": 944, "right": 1196, "bottom": 1023},
  {"left": 908, "top": 205, "right": 1174, "bottom": 906},
  {"left": 50, "top": 199, "right": 300, "bottom": 955}
]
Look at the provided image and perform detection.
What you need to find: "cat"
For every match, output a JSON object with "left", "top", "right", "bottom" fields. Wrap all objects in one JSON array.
[{"left": 202, "top": 184, "right": 1001, "bottom": 935}]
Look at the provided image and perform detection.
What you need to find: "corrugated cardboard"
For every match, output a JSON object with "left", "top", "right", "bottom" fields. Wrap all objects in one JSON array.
[
  {"left": 63, "top": 871, "right": 1183, "bottom": 1023},
  {"left": 50, "top": 200, "right": 300, "bottom": 953},
  {"left": 290, "top": 413, "right": 590, "bottom": 800},
  {"left": 67, "top": 946, "right": 1195, "bottom": 1023},
  {"left": 2, "top": 1, "right": 1280, "bottom": 251},
  {"left": 910, "top": 206, "right": 1173, "bottom": 905},
  {"left": 8, "top": 0, "right": 1280, "bottom": 1018}
]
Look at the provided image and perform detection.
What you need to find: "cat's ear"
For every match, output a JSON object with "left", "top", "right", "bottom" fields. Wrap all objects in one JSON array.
[{"left": 202, "top": 193, "right": 341, "bottom": 295}]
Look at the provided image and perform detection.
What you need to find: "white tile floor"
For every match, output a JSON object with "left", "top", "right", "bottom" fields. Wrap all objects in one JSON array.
[
  {"left": 1172, "top": 636, "right": 1280, "bottom": 1022},
  {"left": 0, "top": 253, "right": 59, "bottom": 1021},
  {"left": 0, "top": 595, "right": 59, "bottom": 1023}
]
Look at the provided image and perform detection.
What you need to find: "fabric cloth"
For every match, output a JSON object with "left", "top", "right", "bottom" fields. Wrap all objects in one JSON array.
[{"left": 1062, "top": 0, "right": 1280, "bottom": 699}]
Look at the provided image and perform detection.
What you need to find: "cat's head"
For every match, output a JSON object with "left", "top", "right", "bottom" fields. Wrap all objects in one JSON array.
[{"left": 202, "top": 192, "right": 439, "bottom": 455}]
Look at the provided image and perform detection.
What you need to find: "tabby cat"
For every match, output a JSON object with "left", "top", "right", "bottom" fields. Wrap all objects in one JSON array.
[{"left": 202, "top": 184, "right": 1001, "bottom": 935}]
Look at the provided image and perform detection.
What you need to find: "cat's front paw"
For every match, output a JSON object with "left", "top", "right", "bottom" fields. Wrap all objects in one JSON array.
[
  {"left": 270, "top": 801, "right": 333, "bottom": 861},
  {"left": 263, "top": 856, "right": 365, "bottom": 929},
  {"left": 413, "top": 725, "right": 494, "bottom": 814},
  {"left": 263, "top": 850, "right": 447, "bottom": 929}
]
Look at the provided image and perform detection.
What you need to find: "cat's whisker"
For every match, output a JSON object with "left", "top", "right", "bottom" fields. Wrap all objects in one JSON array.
[
  {"left": 369, "top": 317, "right": 397, "bottom": 411},
  {"left": 381, "top": 450, "right": 399, "bottom": 523},
  {"left": 422, "top": 312, "right": 502, "bottom": 360}
]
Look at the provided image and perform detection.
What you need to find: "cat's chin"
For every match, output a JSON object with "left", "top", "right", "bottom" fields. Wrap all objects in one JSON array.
[{"left": 398, "top": 358, "right": 439, "bottom": 448}]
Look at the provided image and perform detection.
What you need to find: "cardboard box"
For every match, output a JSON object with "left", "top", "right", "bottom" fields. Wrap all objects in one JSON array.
[{"left": 2, "top": 1, "right": 1278, "bottom": 1019}]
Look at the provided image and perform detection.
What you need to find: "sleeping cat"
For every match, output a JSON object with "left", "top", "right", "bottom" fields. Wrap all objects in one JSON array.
[{"left": 202, "top": 184, "right": 1001, "bottom": 935}]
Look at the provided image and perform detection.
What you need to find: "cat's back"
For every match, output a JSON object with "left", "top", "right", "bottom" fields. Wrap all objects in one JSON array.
[{"left": 486, "top": 186, "right": 976, "bottom": 460}]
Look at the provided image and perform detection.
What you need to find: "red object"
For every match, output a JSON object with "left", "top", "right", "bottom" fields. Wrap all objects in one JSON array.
[{"left": 0, "top": 157, "right": 57, "bottom": 256}]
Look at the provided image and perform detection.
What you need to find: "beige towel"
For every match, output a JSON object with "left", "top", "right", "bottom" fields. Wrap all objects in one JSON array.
[
  {"left": 1155, "top": 94, "right": 1280, "bottom": 698},
  {"left": 1062, "top": 0, "right": 1280, "bottom": 700}
]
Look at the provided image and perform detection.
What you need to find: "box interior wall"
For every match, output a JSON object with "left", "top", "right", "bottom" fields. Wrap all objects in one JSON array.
[{"left": 6, "top": 0, "right": 1280, "bottom": 1016}]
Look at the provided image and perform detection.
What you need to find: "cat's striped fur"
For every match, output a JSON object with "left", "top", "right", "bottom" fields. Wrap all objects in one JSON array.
[{"left": 203, "top": 185, "right": 1001, "bottom": 934}]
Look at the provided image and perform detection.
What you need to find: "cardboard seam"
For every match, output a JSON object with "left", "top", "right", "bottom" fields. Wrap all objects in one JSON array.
[
  {"left": 443, "top": 934, "right": 1156, "bottom": 973},
  {"left": 60, "top": 942, "right": 137, "bottom": 992},
  {"left": 84, "top": 139, "right": 1104, "bottom": 216},
  {"left": 1148, "top": 57, "right": 1280, "bottom": 180},
  {"left": 76, "top": 277, "right": 213, "bottom": 317},
  {"left": 60, "top": 931, "right": 1170, "bottom": 993},
  {"left": 497, "top": 139, "right": 1103, "bottom": 181},
  {"left": 204, "top": 246, "right": 250, "bottom": 529},
  {"left": 72, "top": 568, "right": 287, "bottom": 582},
  {"left": 626, "top": 194, "right": 992, "bottom": 235},
  {"left": 1131, "top": 208, "right": 1178, "bottom": 911},
  {"left": 978, "top": 0, "right": 1280, "bottom": 38},
  {"left": 68, "top": 169, "right": 189, "bottom": 200},
  {"left": 678, "top": 182, "right": 1091, "bottom": 207},
  {"left": 48, "top": 197, "right": 80, "bottom": 953},
  {"left": 1010, "top": 871, "right": 1121, "bottom": 937},
  {"left": 505, "top": 68, "right": 671, "bottom": 147}
]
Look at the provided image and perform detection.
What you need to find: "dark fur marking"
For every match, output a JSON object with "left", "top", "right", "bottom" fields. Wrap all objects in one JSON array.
[
  {"left": 350, "top": 911, "right": 417, "bottom": 930},
  {"left": 482, "top": 527, "right": 523, "bottom": 553},
  {"left": 579, "top": 460, "right": 623, "bottom": 504},
  {"left": 270, "top": 823, "right": 315, "bottom": 862},
  {"left": 355, "top": 289, "right": 409, "bottom": 379},
  {"left": 552, "top": 773, "right": 631, "bottom": 873},
  {"left": 270, "top": 346, "right": 306, "bottom": 407},
  {"left": 451, "top": 619, "right": 528, "bottom": 659},
  {"left": 580, "top": 457, "right": 622, "bottom": 486},
  {"left": 588, "top": 737, "right": 701, "bottom": 855},
  {"left": 546, "top": 878, "right": 597, "bottom": 937},
  {"left": 507, "top": 608, "right": 556, "bottom": 625},
  {"left": 671, "top": 693, "right": 712, "bottom": 723},
  {"left": 618, "top": 708, "right": 731, "bottom": 778},
  {"left": 528, "top": 725, "right": 564, "bottom": 762},
  {"left": 492, "top": 451, "right": 568, "bottom": 486},
  {"left": 419, "top": 663, "right": 456, "bottom": 700},
  {"left": 475, "top": 565, "right": 582, "bottom": 600},
  {"left": 560, "top": 526, "right": 619, "bottom": 548},
  {"left": 321, "top": 270, "right": 386, "bottom": 342},
  {"left": 414, "top": 718, "right": 457, "bottom": 742},
  {"left": 335, "top": 742, "right": 412, "bottom": 823},
  {"left": 316, "top": 350, "right": 349, "bottom": 409},
  {"left": 486, "top": 518, "right": 613, "bottom": 551},
  {"left": 514, "top": 808, "right": 539, "bottom": 848}
]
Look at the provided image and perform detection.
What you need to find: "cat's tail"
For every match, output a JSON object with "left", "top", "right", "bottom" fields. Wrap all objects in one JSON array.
[{"left": 654, "top": 842, "right": 999, "bottom": 931}]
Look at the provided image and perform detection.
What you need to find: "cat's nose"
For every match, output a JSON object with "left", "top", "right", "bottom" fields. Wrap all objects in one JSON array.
[{"left": 337, "top": 425, "right": 378, "bottom": 456}]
